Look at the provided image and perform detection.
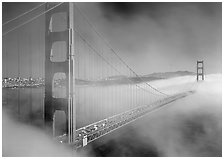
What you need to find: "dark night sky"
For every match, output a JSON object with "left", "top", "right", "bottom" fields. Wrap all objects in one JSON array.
[{"left": 2, "top": 2, "right": 222, "bottom": 78}]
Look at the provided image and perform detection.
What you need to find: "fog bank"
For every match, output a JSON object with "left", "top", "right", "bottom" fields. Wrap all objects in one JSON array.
[{"left": 82, "top": 74, "right": 222, "bottom": 157}]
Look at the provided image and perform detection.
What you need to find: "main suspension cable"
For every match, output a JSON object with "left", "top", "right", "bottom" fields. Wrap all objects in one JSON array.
[
  {"left": 3, "top": 3, "right": 46, "bottom": 26},
  {"left": 3, "top": 2, "right": 63, "bottom": 36},
  {"left": 74, "top": 3, "right": 169, "bottom": 97}
]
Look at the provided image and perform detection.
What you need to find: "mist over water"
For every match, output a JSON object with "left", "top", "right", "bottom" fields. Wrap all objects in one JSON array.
[
  {"left": 2, "top": 2, "right": 221, "bottom": 157},
  {"left": 2, "top": 74, "right": 222, "bottom": 156},
  {"left": 2, "top": 111, "right": 76, "bottom": 157},
  {"left": 80, "top": 74, "right": 222, "bottom": 157}
]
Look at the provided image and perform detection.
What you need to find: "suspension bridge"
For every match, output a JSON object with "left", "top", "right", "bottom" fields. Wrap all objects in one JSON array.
[{"left": 2, "top": 2, "right": 199, "bottom": 150}]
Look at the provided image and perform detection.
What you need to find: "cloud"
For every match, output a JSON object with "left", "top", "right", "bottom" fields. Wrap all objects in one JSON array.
[
  {"left": 100, "top": 2, "right": 221, "bottom": 22},
  {"left": 2, "top": 74, "right": 221, "bottom": 156},
  {"left": 85, "top": 74, "right": 222, "bottom": 156},
  {"left": 79, "top": 2, "right": 221, "bottom": 74},
  {"left": 2, "top": 110, "right": 80, "bottom": 157}
]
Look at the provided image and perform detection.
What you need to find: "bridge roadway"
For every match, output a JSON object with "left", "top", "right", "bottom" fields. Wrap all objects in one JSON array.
[{"left": 56, "top": 91, "right": 195, "bottom": 149}]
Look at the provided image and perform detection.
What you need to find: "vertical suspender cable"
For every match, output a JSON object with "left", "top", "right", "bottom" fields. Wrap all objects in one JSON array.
[
  {"left": 29, "top": 24, "right": 33, "bottom": 123},
  {"left": 17, "top": 31, "right": 21, "bottom": 119}
]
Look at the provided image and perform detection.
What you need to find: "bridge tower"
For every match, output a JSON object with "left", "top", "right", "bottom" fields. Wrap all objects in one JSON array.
[
  {"left": 196, "top": 60, "right": 204, "bottom": 81},
  {"left": 44, "top": 2, "right": 75, "bottom": 143}
]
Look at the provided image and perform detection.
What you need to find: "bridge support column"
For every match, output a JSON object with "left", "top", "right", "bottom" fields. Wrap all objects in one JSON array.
[
  {"left": 196, "top": 60, "right": 204, "bottom": 81},
  {"left": 44, "top": 2, "right": 75, "bottom": 144}
]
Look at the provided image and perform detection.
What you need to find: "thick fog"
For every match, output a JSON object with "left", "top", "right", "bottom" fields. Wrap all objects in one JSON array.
[
  {"left": 3, "top": 74, "right": 221, "bottom": 156},
  {"left": 2, "top": 110, "right": 77, "bottom": 156},
  {"left": 79, "top": 74, "right": 221, "bottom": 157}
]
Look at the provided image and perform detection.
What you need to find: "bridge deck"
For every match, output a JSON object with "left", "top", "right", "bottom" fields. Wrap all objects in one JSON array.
[{"left": 56, "top": 91, "right": 194, "bottom": 149}]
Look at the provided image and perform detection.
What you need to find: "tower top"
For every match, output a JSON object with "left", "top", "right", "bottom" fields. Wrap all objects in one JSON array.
[{"left": 196, "top": 60, "right": 204, "bottom": 81}]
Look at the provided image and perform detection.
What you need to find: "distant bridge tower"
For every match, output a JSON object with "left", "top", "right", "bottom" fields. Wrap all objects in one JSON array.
[
  {"left": 196, "top": 60, "right": 204, "bottom": 81},
  {"left": 44, "top": 2, "right": 75, "bottom": 144}
]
